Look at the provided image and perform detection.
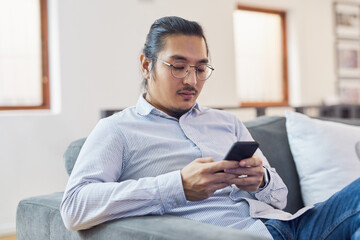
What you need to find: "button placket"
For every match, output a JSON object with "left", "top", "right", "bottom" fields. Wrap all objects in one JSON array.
[{"left": 178, "top": 114, "right": 203, "bottom": 157}]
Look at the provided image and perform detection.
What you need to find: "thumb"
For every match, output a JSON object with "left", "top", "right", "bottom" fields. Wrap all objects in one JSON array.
[{"left": 195, "top": 157, "right": 215, "bottom": 163}]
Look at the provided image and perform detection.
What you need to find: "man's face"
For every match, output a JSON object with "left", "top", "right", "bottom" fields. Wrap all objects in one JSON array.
[{"left": 145, "top": 35, "right": 208, "bottom": 118}]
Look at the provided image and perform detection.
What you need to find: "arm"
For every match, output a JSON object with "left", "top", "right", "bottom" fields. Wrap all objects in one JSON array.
[
  {"left": 60, "top": 119, "right": 186, "bottom": 230},
  {"left": 228, "top": 152, "right": 288, "bottom": 210},
  {"left": 230, "top": 120, "right": 288, "bottom": 210},
  {"left": 252, "top": 151, "right": 288, "bottom": 210},
  {"left": 60, "top": 117, "right": 246, "bottom": 230}
]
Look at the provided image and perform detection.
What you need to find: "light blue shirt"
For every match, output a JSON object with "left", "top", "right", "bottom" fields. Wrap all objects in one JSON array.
[{"left": 61, "top": 95, "right": 291, "bottom": 239}]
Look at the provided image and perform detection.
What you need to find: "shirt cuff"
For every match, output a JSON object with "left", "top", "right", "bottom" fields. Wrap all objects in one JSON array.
[{"left": 156, "top": 170, "right": 187, "bottom": 213}]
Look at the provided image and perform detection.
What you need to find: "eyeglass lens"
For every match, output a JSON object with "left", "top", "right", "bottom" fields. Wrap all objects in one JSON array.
[{"left": 171, "top": 62, "right": 212, "bottom": 80}]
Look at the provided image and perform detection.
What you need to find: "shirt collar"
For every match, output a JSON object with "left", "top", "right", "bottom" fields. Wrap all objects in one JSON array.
[
  {"left": 136, "top": 94, "right": 154, "bottom": 116},
  {"left": 136, "top": 94, "right": 200, "bottom": 117}
]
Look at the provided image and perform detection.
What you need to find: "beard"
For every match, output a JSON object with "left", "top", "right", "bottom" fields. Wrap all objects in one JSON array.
[
  {"left": 144, "top": 87, "right": 198, "bottom": 119},
  {"left": 167, "top": 107, "right": 192, "bottom": 119}
]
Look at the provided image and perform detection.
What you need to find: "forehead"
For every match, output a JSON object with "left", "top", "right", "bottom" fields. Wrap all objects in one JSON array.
[{"left": 159, "top": 35, "right": 208, "bottom": 62}]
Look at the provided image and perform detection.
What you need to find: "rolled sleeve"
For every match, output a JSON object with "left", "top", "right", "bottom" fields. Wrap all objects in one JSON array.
[
  {"left": 253, "top": 166, "right": 271, "bottom": 198},
  {"left": 254, "top": 166, "right": 288, "bottom": 209},
  {"left": 229, "top": 165, "right": 287, "bottom": 210},
  {"left": 157, "top": 170, "right": 187, "bottom": 212}
]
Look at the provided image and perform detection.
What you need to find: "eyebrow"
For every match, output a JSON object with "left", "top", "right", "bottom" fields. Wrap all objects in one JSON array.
[{"left": 169, "top": 55, "right": 209, "bottom": 64}]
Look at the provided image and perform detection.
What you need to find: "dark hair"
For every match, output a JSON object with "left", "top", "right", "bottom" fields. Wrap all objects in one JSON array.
[{"left": 142, "top": 16, "right": 209, "bottom": 90}]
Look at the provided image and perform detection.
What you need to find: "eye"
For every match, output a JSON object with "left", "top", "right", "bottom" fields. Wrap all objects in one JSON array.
[
  {"left": 173, "top": 66, "right": 185, "bottom": 70},
  {"left": 197, "top": 65, "right": 207, "bottom": 73},
  {"left": 172, "top": 62, "right": 187, "bottom": 71}
]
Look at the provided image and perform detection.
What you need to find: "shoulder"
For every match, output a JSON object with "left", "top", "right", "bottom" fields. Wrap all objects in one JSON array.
[
  {"left": 198, "top": 106, "right": 239, "bottom": 122},
  {"left": 102, "top": 106, "right": 137, "bottom": 123},
  {"left": 93, "top": 106, "right": 140, "bottom": 134}
]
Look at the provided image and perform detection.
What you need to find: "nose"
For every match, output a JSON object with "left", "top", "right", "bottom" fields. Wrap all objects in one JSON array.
[{"left": 183, "top": 67, "right": 197, "bottom": 86}]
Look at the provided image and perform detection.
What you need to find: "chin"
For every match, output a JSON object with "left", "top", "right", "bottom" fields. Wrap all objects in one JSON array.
[{"left": 180, "top": 102, "right": 195, "bottom": 110}]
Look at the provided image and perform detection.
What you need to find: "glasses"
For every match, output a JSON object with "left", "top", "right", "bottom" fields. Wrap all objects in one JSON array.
[{"left": 156, "top": 58, "right": 214, "bottom": 81}]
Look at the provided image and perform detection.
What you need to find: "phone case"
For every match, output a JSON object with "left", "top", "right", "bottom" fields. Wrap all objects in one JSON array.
[{"left": 224, "top": 141, "right": 259, "bottom": 161}]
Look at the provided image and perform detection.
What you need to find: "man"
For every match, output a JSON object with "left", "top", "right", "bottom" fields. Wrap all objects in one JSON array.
[{"left": 61, "top": 16, "right": 360, "bottom": 239}]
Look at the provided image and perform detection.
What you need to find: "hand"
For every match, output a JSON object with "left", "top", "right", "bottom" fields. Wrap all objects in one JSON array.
[
  {"left": 224, "top": 155, "right": 265, "bottom": 192},
  {"left": 180, "top": 158, "right": 241, "bottom": 201}
]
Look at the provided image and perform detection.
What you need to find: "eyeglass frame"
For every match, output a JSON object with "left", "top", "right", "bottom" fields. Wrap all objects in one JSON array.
[{"left": 155, "top": 58, "right": 214, "bottom": 81}]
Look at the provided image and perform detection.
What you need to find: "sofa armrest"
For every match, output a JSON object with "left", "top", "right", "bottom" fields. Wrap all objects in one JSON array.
[{"left": 16, "top": 193, "right": 270, "bottom": 240}]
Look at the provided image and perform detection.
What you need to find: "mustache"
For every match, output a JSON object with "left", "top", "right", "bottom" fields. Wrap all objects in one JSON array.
[{"left": 177, "top": 87, "right": 198, "bottom": 94}]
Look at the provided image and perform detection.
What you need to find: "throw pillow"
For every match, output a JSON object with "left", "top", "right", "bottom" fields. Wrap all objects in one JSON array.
[{"left": 285, "top": 111, "right": 360, "bottom": 206}]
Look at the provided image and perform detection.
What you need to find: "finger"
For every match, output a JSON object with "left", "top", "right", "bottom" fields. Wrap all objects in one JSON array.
[
  {"left": 230, "top": 175, "right": 263, "bottom": 187},
  {"left": 213, "top": 172, "right": 238, "bottom": 182},
  {"left": 207, "top": 160, "right": 242, "bottom": 173},
  {"left": 225, "top": 166, "right": 263, "bottom": 176},
  {"left": 239, "top": 156, "right": 262, "bottom": 167},
  {"left": 195, "top": 173, "right": 236, "bottom": 189}
]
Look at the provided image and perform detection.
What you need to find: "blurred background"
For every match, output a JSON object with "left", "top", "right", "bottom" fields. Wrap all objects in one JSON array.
[{"left": 1, "top": 0, "right": 360, "bottom": 237}]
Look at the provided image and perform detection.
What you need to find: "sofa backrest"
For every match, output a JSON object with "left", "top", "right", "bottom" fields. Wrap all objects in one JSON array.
[
  {"left": 244, "top": 116, "right": 304, "bottom": 214},
  {"left": 63, "top": 116, "right": 305, "bottom": 214},
  {"left": 64, "top": 138, "right": 86, "bottom": 176}
]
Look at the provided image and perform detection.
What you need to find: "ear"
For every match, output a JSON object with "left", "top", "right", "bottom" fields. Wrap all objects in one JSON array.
[{"left": 140, "top": 54, "right": 152, "bottom": 79}]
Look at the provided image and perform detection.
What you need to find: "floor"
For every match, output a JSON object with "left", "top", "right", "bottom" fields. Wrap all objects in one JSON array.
[{"left": 0, "top": 235, "right": 16, "bottom": 240}]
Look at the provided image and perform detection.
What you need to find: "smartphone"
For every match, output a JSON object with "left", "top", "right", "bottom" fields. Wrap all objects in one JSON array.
[{"left": 224, "top": 141, "right": 259, "bottom": 161}]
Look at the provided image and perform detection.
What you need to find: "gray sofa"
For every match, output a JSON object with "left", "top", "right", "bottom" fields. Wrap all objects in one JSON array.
[{"left": 16, "top": 115, "right": 360, "bottom": 240}]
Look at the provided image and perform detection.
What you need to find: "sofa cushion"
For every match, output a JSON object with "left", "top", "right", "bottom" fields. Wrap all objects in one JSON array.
[
  {"left": 244, "top": 116, "right": 304, "bottom": 214},
  {"left": 16, "top": 193, "right": 268, "bottom": 240},
  {"left": 285, "top": 111, "right": 360, "bottom": 206}
]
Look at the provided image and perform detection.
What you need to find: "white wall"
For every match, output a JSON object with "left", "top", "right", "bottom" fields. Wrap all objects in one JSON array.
[{"left": 0, "top": 0, "right": 354, "bottom": 235}]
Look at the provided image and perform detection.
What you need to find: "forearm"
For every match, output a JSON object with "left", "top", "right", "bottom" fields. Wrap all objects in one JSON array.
[
  {"left": 60, "top": 170, "right": 186, "bottom": 230},
  {"left": 253, "top": 166, "right": 288, "bottom": 209},
  {"left": 235, "top": 122, "right": 288, "bottom": 209},
  {"left": 229, "top": 165, "right": 287, "bottom": 210}
]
